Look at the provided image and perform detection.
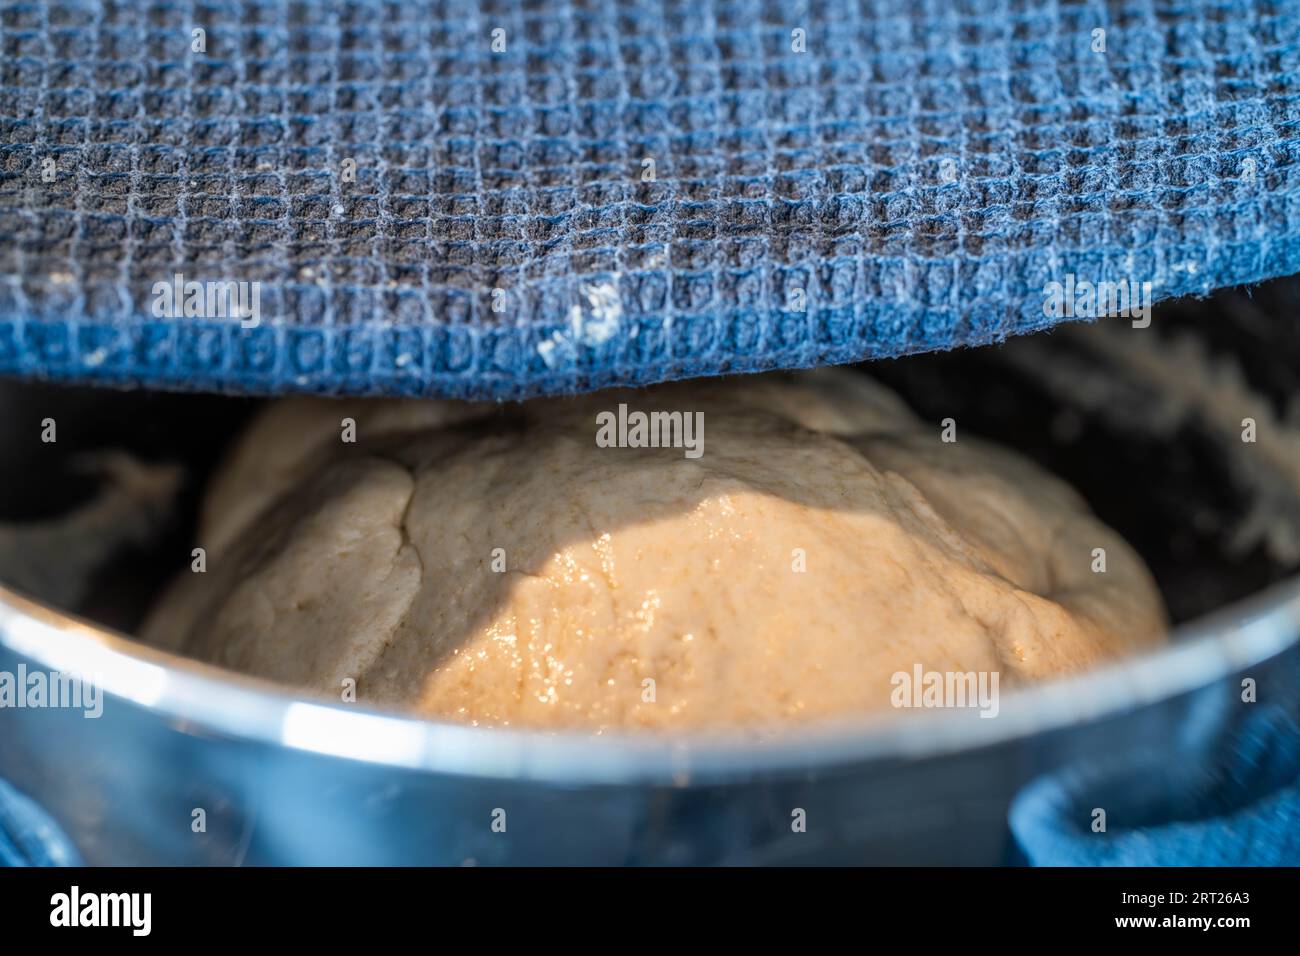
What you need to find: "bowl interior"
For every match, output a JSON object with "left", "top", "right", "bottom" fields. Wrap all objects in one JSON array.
[{"left": 1, "top": 279, "right": 1299, "bottom": 664}]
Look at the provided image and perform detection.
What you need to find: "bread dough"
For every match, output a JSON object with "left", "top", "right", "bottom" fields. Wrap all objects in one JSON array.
[{"left": 141, "top": 370, "right": 1166, "bottom": 731}]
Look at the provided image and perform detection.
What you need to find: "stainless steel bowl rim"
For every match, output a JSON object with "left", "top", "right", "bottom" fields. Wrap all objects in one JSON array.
[{"left": 2, "top": 580, "right": 1296, "bottom": 786}]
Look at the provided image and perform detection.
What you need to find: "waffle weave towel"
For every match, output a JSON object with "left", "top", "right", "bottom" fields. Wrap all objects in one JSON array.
[{"left": 2, "top": 0, "right": 1299, "bottom": 399}]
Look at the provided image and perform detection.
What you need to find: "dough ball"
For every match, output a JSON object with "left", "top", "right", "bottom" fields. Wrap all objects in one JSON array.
[{"left": 142, "top": 370, "right": 1166, "bottom": 731}]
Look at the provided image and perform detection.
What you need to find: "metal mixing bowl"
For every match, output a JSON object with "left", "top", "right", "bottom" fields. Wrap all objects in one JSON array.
[
  {"left": 1, "top": 576, "right": 1298, "bottom": 865},
  {"left": 2, "top": 288, "right": 1299, "bottom": 865}
]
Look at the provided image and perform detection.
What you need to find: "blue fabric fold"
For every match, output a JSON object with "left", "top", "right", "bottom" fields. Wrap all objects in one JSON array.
[
  {"left": 0, "top": 779, "right": 80, "bottom": 866},
  {"left": 2, "top": 0, "right": 1299, "bottom": 399},
  {"left": 1011, "top": 677, "right": 1300, "bottom": 866}
]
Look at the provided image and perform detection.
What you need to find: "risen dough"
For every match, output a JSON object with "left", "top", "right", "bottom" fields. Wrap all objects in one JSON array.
[{"left": 142, "top": 370, "right": 1165, "bottom": 731}]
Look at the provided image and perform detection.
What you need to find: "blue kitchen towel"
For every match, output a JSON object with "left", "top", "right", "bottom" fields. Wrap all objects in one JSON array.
[
  {"left": 0, "top": 779, "right": 80, "bottom": 866},
  {"left": 2, "top": 0, "right": 1300, "bottom": 400},
  {"left": 1010, "top": 663, "right": 1300, "bottom": 866}
]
